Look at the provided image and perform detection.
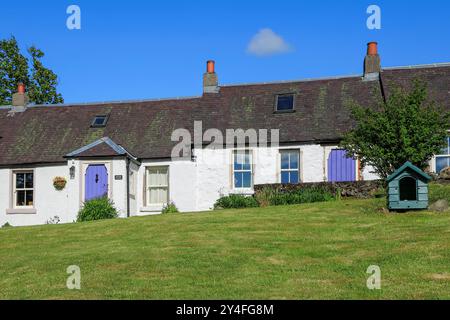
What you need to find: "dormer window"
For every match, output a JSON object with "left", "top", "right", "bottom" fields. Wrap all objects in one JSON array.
[
  {"left": 275, "top": 94, "right": 295, "bottom": 112},
  {"left": 91, "top": 115, "right": 108, "bottom": 128}
]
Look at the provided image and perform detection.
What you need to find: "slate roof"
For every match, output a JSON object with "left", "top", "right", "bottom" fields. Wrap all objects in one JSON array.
[{"left": 0, "top": 64, "right": 449, "bottom": 166}]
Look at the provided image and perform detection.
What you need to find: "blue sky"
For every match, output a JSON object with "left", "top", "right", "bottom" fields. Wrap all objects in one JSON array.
[{"left": 1, "top": 0, "right": 449, "bottom": 103}]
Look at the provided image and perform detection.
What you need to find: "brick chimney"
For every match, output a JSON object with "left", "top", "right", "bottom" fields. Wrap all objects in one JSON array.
[
  {"left": 11, "top": 82, "right": 29, "bottom": 112},
  {"left": 363, "top": 42, "right": 381, "bottom": 81},
  {"left": 203, "top": 60, "right": 219, "bottom": 94}
]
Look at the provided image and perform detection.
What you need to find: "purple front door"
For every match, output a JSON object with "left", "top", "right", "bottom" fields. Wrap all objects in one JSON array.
[
  {"left": 85, "top": 165, "right": 108, "bottom": 201},
  {"left": 328, "top": 150, "right": 356, "bottom": 182}
]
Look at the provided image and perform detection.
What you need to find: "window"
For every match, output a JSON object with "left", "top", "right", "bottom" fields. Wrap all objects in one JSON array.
[
  {"left": 280, "top": 150, "right": 300, "bottom": 184},
  {"left": 91, "top": 115, "right": 108, "bottom": 127},
  {"left": 146, "top": 167, "right": 169, "bottom": 206},
  {"left": 233, "top": 150, "right": 253, "bottom": 189},
  {"left": 14, "top": 171, "right": 34, "bottom": 208},
  {"left": 436, "top": 136, "right": 450, "bottom": 173},
  {"left": 275, "top": 94, "right": 295, "bottom": 112}
]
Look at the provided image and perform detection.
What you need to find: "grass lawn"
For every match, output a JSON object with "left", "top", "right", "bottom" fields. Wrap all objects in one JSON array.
[{"left": 1, "top": 198, "right": 450, "bottom": 300}]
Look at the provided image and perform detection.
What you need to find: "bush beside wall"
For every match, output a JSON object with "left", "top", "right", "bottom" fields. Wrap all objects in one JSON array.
[
  {"left": 214, "top": 181, "right": 384, "bottom": 210},
  {"left": 77, "top": 197, "right": 118, "bottom": 222},
  {"left": 255, "top": 180, "right": 384, "bottom": 201},
  {"left": 214, "top": 194, "right": 259, "bottom": 209},
  {"left": 259, "top": 186, "right": 335, "bottom": 207},
  {"left": 429, "top": 183, "right": 450, "bottom": 204}
]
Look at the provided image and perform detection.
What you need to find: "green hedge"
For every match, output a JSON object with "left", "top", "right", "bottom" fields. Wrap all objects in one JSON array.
[
  {"left": 214, "top": 194, "right": 259, "bottom": 209},
  {"left": 256, "top": 186, "right": 335, "bottom": 207},
  {"left": 77, "top": 197, "right": 118, "bottom": 222},
  {"left": 429, "top": 183, "right": 450, "bottom": 204}
]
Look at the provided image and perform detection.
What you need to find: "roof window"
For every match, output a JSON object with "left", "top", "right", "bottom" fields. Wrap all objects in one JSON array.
[
  {"left": 91, "top": 115, "right": 108, "bottom": 128},
  {"left": 275, "top": 94, "right": 295, "bottom": 112}
]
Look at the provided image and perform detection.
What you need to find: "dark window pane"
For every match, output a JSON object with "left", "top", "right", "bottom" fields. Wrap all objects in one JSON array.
[
  {"left": 92, "top": 116, "right": 107, "bottom": 127},
  {"left": 16, "top": 190, "right": 25, "bottom": 206},
  {"left": 242, "top": 172, "right": 252, "bottom": 188},
  {"left": 281, "top": 153, "right": 290, "bottom": 169},
  {"left": 436, "top": 157, "right": 450, "bottom": 173},
  {"left": 16, "top": 173, "right": 25, "bottom": 189},
  {"left": 290, "top": 171, "right": 299, "bottom": 184},
  {"left": 234, "top": 172, "right": 243, "bottom": 188},
  {"left": 277, "top": 95, "right": 294, "bottom": 111},
  {"left": 26, "top": 191, "right": 33, "bottom": 206},
  {"left": 281, "top": 172, "right": 290, "bottom": 184},
  {"left": 25, "top": 173, "right": 33, "bottom": 188}
]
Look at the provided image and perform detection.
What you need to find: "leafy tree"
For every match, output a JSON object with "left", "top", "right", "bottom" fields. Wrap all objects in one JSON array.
[
  {"left": 340, "top": 80, "right": 450, "bottom": 179},
  {"left": 0, "top": 36, "right": 63, "bottom": 105}
]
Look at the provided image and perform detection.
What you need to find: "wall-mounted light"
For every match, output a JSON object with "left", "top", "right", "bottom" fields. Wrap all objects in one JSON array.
[{"left": 70, "top": 166, "right": 75, "bottom": 179}]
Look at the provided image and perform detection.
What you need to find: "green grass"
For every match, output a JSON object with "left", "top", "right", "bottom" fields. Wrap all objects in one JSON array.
[{"left": 1, "top": 198, "right": 450, "bottom": 300}]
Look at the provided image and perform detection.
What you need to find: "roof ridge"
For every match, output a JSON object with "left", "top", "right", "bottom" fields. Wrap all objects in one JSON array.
[
  {"left": 4, "top": 95, "right": 202, "bottom": 109},
  {"left": 382, "top": 62, "right": 450, "bottom": 71}
]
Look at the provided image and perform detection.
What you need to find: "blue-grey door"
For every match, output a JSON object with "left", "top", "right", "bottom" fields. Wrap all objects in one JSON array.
[
  {"left": 328, "top": 150, "right": 356, "bottom": 182},
  {"left": 85, "top": 165, "right": 108, "bottom": 201}
]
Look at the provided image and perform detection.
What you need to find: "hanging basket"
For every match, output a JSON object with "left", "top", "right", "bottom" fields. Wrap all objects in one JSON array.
[{"left": 53, "top": 177, "right": 67, "bottom": 191}]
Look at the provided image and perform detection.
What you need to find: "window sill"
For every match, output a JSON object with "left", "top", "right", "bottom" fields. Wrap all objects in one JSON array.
[
  {"left": 6, "top": 208, "right": 37, "bottom": 215},
  {"left": 230, "top": 189, "right": 255, "bottom": 196},
  {"left": 140, "top": 206, "right": 164, "bottom": 213}
]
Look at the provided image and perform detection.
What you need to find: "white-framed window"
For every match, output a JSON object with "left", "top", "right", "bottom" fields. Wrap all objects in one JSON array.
[
  {"left": 436, "top": 136, "right": 450, "bottom": 173},
  {"left": 280, "top": 150, "right": 300, "bottom": 184},
  {"left": 145, "top": 166, "right": 169, "bottom": 206},
  {"left": 233, "top": 150, "right": 253, "bottom": 189},
  {"left": 13, "top": 171, "right": 34, "bottom": 208}
]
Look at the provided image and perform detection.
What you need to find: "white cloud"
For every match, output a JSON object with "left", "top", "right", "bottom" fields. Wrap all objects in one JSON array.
[{"left": 246, "top": 28, "right": 293, "bottom": 57}]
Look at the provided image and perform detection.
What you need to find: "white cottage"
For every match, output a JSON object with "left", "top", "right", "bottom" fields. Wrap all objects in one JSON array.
[{"left": 0, "top": 43, "right": 449, "bottom": 226}]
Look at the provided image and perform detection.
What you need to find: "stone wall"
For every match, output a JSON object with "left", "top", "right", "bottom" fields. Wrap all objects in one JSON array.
[{"left": 255, "top": 180, "right": 384, "bottom": 199}]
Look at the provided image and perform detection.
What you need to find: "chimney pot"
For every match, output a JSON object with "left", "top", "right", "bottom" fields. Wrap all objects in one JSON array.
[
  {"left": 203, "top": 60, "right": 219, "bottom": 94},
  {"left": 12, "top": 82, "right": 29, "bottom": 110},
  {"left": 367, "top": 42, "right": 378, "bottom": 56},
  {"left": 364, "top": 42, "right": 381, "bottom": 80},
  {"left": 207, "top": 60, "right": 215, "bottom": 74}
]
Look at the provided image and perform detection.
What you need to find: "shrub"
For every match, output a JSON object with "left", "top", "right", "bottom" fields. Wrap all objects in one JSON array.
[
  {"left": 214, "top": 194, "right": 259, "bottom": 209},
  {"left": 2, "top": 222, "right": 12, "bottom": 228},
  {"left": 269, "top": 187, "right": 335, "bottom": 206},
  {"left": 429, "top": 183, "right": 450, "bottom": 204},
  {"left": 255, "top": 186, "right": 335, "bottom": 207},
  {"left": 162, "top": 201, "right": 179, "bottom": 214},
  {"left": 77, "top": 197, "right": 118, "bottom": 222},
  {"left": 255, "top": 186, "right": 277, "bottom": 207}
]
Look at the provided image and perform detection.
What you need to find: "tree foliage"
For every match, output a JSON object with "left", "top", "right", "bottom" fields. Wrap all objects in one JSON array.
[
  {"left": 340, "top": 80, "right": 450, "bottom": 179},
  {"left": 0, "top": 36, "right": 63, "bottom": 105}
]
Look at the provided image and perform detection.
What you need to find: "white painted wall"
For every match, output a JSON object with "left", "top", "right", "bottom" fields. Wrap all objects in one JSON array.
[
  {"left": 0, "top": 145, "right": 383, "bottom": 227},
  {"left": 0, "top": 164, "right": 72, "bottom": 227},
  {"left": 135, "top": 159, "right": 197, "bottom": 216},
  {"left": 0, "top": 168, "right": 11, "bottom": 227}
]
